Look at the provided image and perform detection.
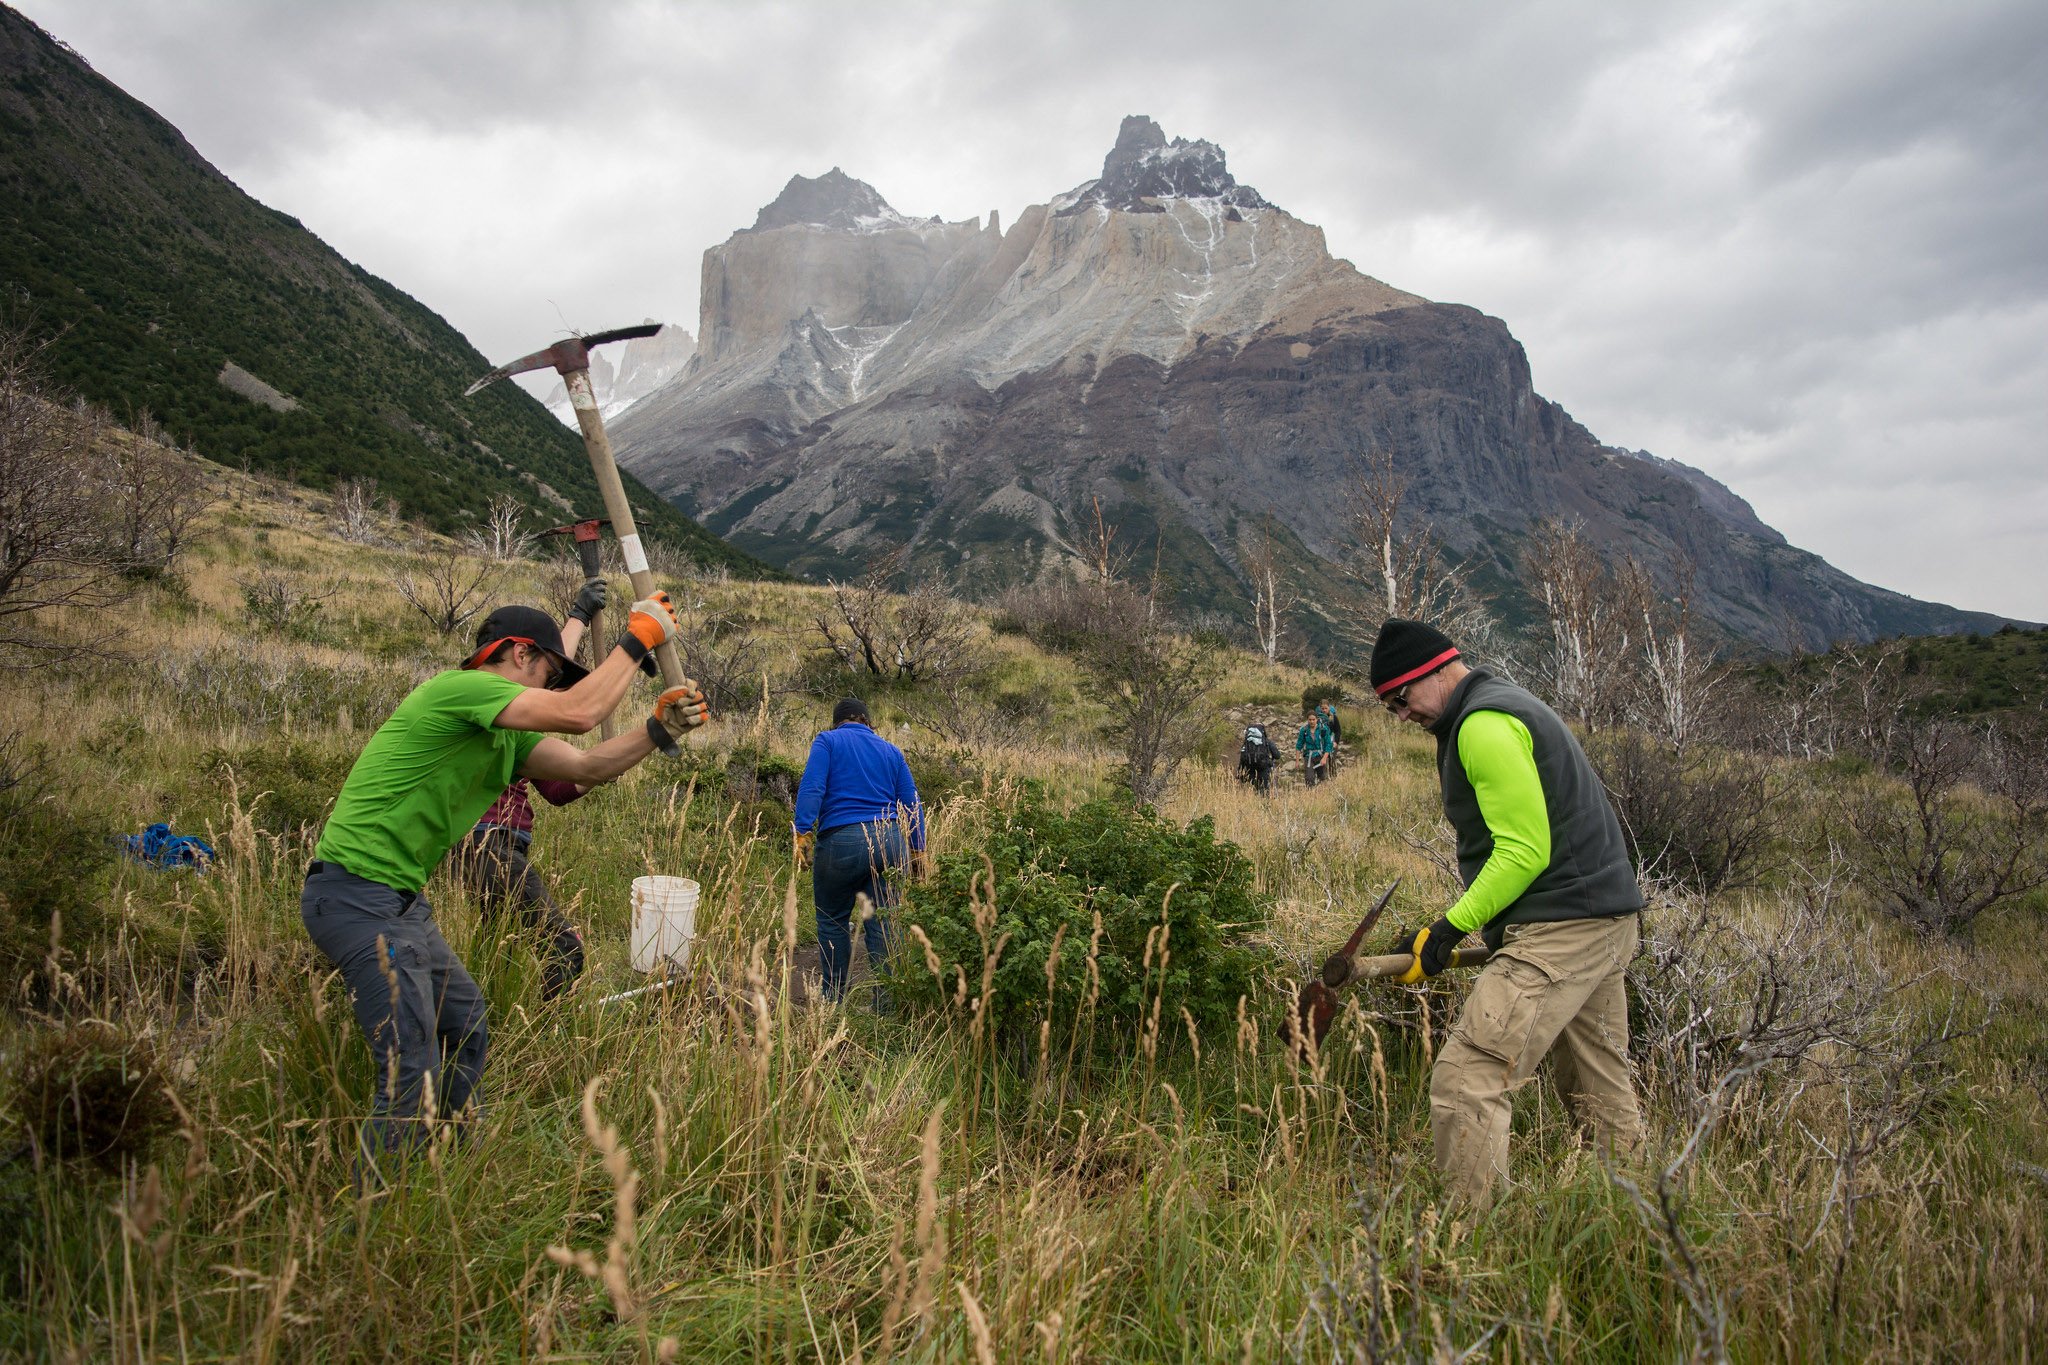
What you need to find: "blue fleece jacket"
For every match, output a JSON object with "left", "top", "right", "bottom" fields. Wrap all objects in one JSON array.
[{"left": 792, "top": 722, "right": 926, "bottom": 848}]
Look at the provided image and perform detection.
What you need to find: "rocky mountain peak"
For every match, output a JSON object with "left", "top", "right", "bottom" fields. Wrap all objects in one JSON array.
[
  {"left": 1058, "top": 114, "right": 1271, "bottom": 216},
  {"left": 750, "top": 167, "right": 931, "bottom": 233}
]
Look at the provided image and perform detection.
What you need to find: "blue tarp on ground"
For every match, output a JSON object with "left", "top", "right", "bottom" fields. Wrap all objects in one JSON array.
[{"left": 124, "top": 823, "right": 216, "bottom": 871}]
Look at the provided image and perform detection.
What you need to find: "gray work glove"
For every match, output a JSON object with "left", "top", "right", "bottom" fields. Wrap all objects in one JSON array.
[{"left": 567, "top": 578, "right": 608, "bottom": 626}]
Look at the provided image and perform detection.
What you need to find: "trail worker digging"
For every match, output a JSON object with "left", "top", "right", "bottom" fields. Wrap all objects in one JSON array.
[
  {"left": 792, "top": 696, "right": 927, "bottom": 1004},
  {"left": 453, "top": 578, "right": 612, "bottom": 1001},
  {"left": 1373, "top": 618, "right": 1645, "bottom": 1208},
  {"left": 302, "top": 593, "right": 708, "bottom": 1176}
]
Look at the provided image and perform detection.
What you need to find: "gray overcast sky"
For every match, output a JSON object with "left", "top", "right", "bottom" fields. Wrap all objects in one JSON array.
[{"left": 22, "top": 0, "right": 2048, "bottom": 620}]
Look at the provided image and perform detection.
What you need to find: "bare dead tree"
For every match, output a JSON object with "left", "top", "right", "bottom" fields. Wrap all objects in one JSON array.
[
  {"left": 1840, "top": 715, "right": 2048, "bottom": 937},
  {"left": 0, "top": 327, "right": 125, "bottom": 659},
  {"left": 1618, "top": 869, "right": 1980, "bottom": 1361},
  {"left": 102, "top": 413, "right": 217, "bottom": 576},
  {"left": 1085, "top": 619, "right": 1221, "bottom": 808},
  {"left": 815, "top": 547, "right": 983, "bottom": 687},
  {"left": 676, "top": 603, "right": 770, "bottom": 713},
  {"left": 463, "top": 493, "right": 536, "bottom": 562},
  {"left": 1242, "top": 517, "right": 1294, "bottom": 664},
  {"left": 1523, "top": 519, "right": 1637, "bottom": 730},
  {"left": 394, "top": 540, "right": 501, "bottom": 637},
  {"left": 1339, "top": 446, "right": 1506, "bottom": 663},
  {"left": 1589, "top": 730, "right": 1788, "bottom": 894},
  {"left": 1077, "top": 494, "right": 1136, "bottom": 587},
  {"left": 1623, "top": 558, "right": 1723, "bottom": 755},
  {"left": 331, "top": 479, "right": 384, "bottom": 544}
]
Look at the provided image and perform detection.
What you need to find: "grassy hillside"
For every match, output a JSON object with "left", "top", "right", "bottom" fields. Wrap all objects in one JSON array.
[
  {"left": 0, "top": 5, "right": 771, "bottom": 578},
  {"left": 1, "top": 444, "right": 2043, "bottom": 1360},
  {"left": 1751, "top": 624, "right": 2048, "bottom": 720}
]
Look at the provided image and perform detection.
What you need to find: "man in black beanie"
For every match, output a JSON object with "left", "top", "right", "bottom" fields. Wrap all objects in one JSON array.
[{"left": 1371, "top": 618, "right": 1644, "bottom": 1209}]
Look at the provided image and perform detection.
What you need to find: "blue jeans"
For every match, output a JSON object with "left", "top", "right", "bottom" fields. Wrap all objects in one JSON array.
[{"left": 811, "top": 821, "right": 906, "bottom": 1002}]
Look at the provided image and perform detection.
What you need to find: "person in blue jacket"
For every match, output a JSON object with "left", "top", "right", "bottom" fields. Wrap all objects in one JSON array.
[{"left": 792, "top": 697, "right": 927, "bottom": 1003}]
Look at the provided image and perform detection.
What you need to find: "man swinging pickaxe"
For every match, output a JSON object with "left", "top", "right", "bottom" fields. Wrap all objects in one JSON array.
[{"left": 465, "top": 325, "right": 694, "bottom": 750}]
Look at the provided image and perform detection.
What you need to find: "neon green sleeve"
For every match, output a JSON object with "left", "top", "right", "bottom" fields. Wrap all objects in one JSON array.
[{"left": 1445, "top": 711, "right": 1552, "bottom": 934}]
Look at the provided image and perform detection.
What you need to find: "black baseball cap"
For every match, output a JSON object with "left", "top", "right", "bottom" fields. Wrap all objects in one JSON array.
[{"left": 464, "top": 605, "right": 589, "bottom": 690}]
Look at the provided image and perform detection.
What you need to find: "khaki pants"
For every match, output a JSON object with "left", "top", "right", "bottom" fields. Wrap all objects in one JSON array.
[{"left": 1430, "top": 914, "right": 1644, "bottom": 1209}]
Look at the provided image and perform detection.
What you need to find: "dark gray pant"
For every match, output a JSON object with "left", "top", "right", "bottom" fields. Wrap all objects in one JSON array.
[
  {"left": 300, "top": 862, "right": 487, "bottom": 1169},
  {"left": 456, "top": 828, "right": 585, "bottom": 1000}
]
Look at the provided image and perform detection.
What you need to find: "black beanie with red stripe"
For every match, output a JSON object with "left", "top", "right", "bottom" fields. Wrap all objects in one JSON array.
[{"left": 1369, "top": 619, "right": 1461, "bottom": 696}]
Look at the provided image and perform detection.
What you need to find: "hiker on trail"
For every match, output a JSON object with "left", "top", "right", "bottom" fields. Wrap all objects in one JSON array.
[
  {"left": 792, "top": 697, "right": 926, "bottom": 1004},
  {"left": 1316, "top": 698, "right": 1343, "bottom": 773},
  {"left": 303, "top": 594, "right": 707, "bottom": 1175},
  {"left": 1296, "top": 713, "right": 1332, "bottom": 787},
  {"left": 1373, "top": 618, "right": 1645, "bottom": 1209},
  {"left": 1237, "top": 724, "right": 1280, "bottom": 796},
  {"left": 452, "top": 578, "right": 610, "bottom": 1001}
]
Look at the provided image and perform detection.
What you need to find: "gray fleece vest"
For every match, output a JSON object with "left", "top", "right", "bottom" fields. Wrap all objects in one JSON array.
[{"left": 1429, "top": 670, "right": 1642, "bottom": 946}]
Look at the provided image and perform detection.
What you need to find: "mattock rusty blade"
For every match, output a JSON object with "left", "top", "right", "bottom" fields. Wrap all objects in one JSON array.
[{"left": 1282, "top": 879, "right": 1401, "bottom": 1053}]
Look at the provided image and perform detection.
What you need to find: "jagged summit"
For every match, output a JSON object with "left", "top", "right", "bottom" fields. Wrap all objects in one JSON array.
[
  {"left": 749, "top": 167, "right": 935, "bottom": 233},
  {"left": 1056, "top": 115, "right": 1271, "bottom": 216}
]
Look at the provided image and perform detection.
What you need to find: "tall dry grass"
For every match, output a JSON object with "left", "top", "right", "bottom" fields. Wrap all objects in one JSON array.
[{"left": 0, "top": 464, "right": 2043, "bottom": 1361}]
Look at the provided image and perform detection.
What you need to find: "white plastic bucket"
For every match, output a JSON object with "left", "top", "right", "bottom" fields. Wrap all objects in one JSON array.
[{"left": 629, "top": 876, "right": 699, "bottom": 974}]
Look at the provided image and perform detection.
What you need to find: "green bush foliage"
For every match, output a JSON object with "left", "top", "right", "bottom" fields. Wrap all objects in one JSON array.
[
  {"left": 1301, "top": 680, "right": 1346, "bottom": 713},
  {"left": 6, "top": 1021, "right": 175, "bottom": 1170},
  {"left": 201, "top": 739, "right": 355, "bottom": 836},
  {"left": 0, "top": 740, "right": 116, "bottom": 973},
  {"left": 895, "top": 795, "right": 1270, "bottom": 1055}
]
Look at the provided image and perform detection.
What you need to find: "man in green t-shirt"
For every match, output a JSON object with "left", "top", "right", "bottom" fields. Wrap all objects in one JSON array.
[
  {"left": 303, "top": 595, "right": 708, "bottom": 1176},
  {"left": 1371, "top": 618, "right": 1645, "bottom": 1209}
]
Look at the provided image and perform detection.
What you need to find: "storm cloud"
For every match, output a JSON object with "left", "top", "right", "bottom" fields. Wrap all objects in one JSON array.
[{"left": 20, "top": 0, "right": 2046, "bottom": 619}]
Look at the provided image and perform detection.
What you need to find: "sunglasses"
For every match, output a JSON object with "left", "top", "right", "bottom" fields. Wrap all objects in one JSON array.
[{"left": 1382, "top": 682, "right": 1413, "bottom": 714}]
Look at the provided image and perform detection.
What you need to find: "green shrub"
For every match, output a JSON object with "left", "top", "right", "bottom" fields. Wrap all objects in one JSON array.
[
  {"left": 200, "top": 738, "right": 355, "bottom": 836},
  {"left": 895, "top": 795, "right": 1271, "bottom": 1056},
  {"left": 0, "top": 739, "right": 117, "bottom": 974},
  {"left": 725, "top": 743, "right": 804, "bottom": 808},
  {"left": 7, "top": 1021, "right": 176, "bottom": 1171},
  {"left": 1301, "top": 680, "right": 1347, "bottom": 714}
]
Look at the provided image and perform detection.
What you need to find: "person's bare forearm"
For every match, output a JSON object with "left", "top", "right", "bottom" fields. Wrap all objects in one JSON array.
[
  {"left": 520, "top": 725, "right": 659, "bottom": 785},
  {"left": 497, "top": 644, "right": 640, "bottom": 734},
  {"left": 569, "top": 725, "right": 660, "bottom": 784}
]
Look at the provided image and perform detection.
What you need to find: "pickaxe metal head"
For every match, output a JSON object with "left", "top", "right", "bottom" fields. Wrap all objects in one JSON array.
[
  {"left": 462, "top": 323, "right": 665, "bottom": 397},
  {"left": 539, "top": 518, "right": 611, "bottom": 545}
]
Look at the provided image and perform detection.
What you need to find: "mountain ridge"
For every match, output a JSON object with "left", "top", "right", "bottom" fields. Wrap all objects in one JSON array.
[
  {"left": 0, "top": 5, "right": 772, "bottom": 577},
  {"left": 611, "top": 115, "right": 2012, "bottom": 647}
]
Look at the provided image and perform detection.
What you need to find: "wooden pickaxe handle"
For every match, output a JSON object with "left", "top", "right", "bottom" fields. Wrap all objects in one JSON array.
[
  {"left": 1338, "top": 946, "right": 1494, "bottom": 986},
  {"left": 561, "top": 369, "right": 691, "bottom": 692}
]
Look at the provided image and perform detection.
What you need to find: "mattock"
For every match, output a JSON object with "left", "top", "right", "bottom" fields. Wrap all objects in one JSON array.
[
  {"left": 463, "top": 325, "right": 692, "bottom": 693},
  {"left": 540, "top": 516, "right": 617, "bottom": 737}
]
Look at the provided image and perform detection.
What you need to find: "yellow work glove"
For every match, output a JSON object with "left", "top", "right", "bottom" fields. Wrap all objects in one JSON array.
[{"left": 794, "top": 832, "right": 815, "bottom": 870}]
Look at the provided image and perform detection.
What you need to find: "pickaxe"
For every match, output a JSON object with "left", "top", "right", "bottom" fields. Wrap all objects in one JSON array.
[
  {"left": 464, "top": 325, "right": 692, "bottom": 698},
  {"left": 1281, "top": 879, "right": 1495, "bottom": 1052},
  {"left": 540, "top": 517, "right": 616, "bottom": 738},
  {"left": 1284, "top": 880, "right": 1398, "bottom": 1050}
]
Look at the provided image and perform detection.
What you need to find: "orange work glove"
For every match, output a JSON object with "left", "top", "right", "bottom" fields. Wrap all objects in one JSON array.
[
  {"left": 623, "top": 592, "right": 678, "bottom": 652},
  {"left": 643, "top": 683, "right": 708, "bottom": 756},
  {"left": 794, "top": 832, "right": 815, "bottom": 870}
]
